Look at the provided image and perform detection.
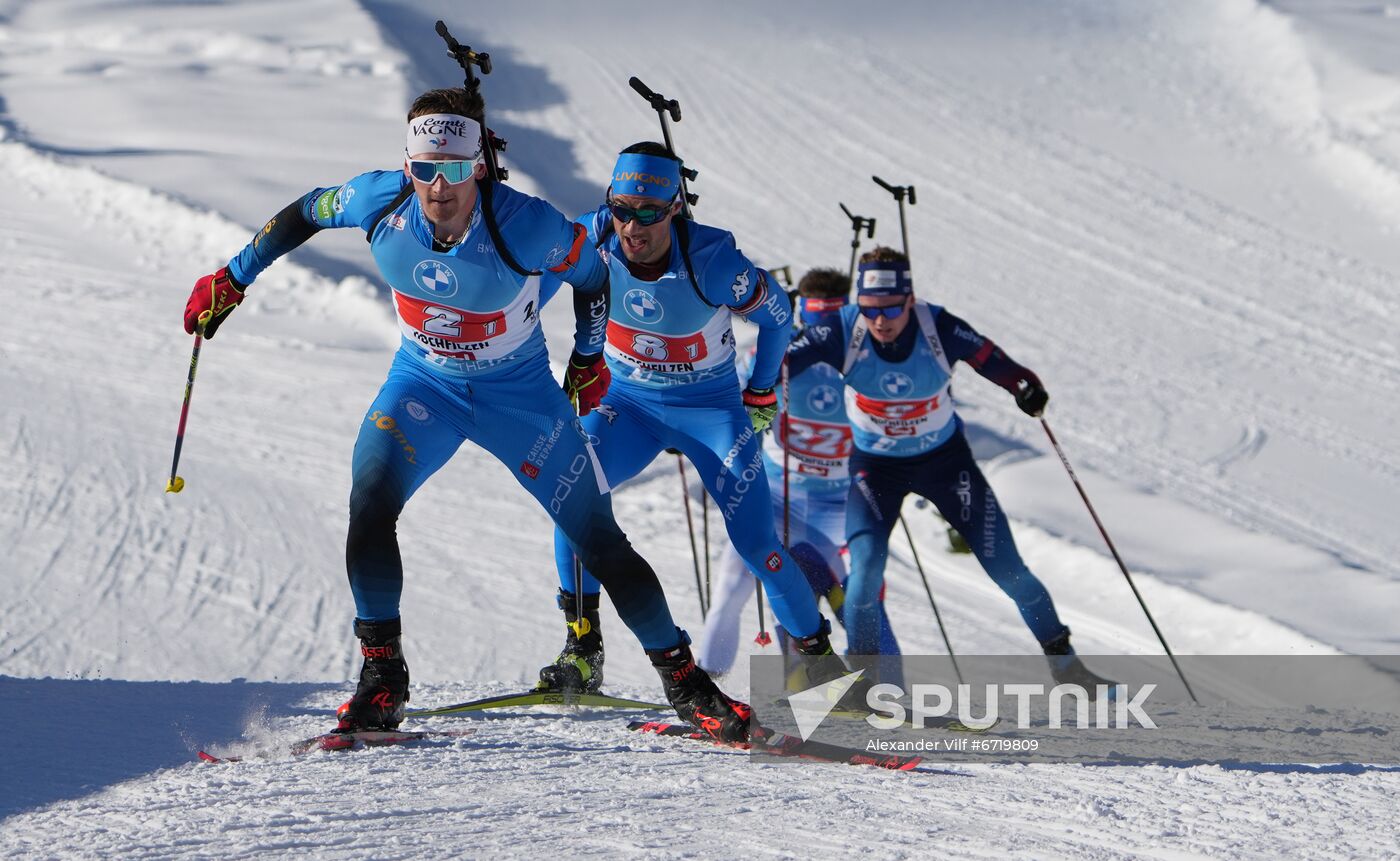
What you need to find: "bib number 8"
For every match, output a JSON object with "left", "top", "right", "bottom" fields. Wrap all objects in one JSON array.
[{"left": 632, "top": 333, "right": 669, "bottom": 361}]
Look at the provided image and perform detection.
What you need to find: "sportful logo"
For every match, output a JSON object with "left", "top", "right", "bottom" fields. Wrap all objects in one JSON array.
[
  {"left": 367, "top": 411, "right": 417, "bottom": 464},
  {"left": 414, "top": 260, "right": 458, "bottom": 298}
]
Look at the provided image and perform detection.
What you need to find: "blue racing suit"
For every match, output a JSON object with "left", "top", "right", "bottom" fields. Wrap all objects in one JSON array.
[
  {"left": 786, "top": 302, "right": 1070, "bottom": 654},
  {"left": 696, "top": 330, "right": 900, "bottom": 674},
  {"left": 222, "top": 172, "right": 684, "bottom": 649},
  {"left": 542, "top": 210, "right": 824, "bottom": 639}
]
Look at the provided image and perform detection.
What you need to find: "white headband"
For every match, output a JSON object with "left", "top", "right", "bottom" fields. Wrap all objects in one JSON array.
[{"left": 405, "top": 113, "right": 483, "bottom": 160}]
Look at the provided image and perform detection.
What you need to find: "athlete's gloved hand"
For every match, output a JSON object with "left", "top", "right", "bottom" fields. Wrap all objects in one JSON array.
[
  {"left": 564, "top": 350, "right": 610, "bottom": 415},
  {"left": 184, "top": 266, "right": 246, "bottom": 338},
  {"left": 1015, "top": 374, "right": 1049, "bottom": 418},
  {"left": 743, "top": 386, "right": 779, "bottom": 432}
]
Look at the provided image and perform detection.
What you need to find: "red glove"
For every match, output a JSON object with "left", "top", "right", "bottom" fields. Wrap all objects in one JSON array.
[
  {"left": 564, "top": 351, "right": 610, "bottom": 415},
  {"left": 184, "top": 266, "right": 245, "bottom": 338}
]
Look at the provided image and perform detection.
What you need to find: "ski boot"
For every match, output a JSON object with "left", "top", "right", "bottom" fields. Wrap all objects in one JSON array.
[
  {"left": 647, "top": 639, "right": 753, "bottom": 743},
  {"left": 792, "top": 621, "right": 875, "bottom": 714},
  {"left": 536, "top": 589, "right": 604, "bottom": 694},
  {"left": 1042, "top": 629, "right": 1118, "bottom": 699},
  {"left": 335, "top": 618, "right": 410, "bottom": 732}
]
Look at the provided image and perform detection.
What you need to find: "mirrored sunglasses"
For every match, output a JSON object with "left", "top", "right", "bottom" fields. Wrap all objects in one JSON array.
[
  {"left": 607, "top": 193, "right": 676, "bottom": 226},
  {"left": 407, "top": 159, "right": 477, "bottom": 185},
  {"left": 858, "top": 304, "right": 908, "bottom": 320}
]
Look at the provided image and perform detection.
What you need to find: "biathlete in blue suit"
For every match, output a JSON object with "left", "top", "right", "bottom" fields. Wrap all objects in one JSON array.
[
  {"left": 785, "top": 247, "right": 1113, "bottom": 688},
  {"left": 536, "top": 142, "right": 847, "bottom": 694},
  {"left": 697, "top": 268, "right": 899, "bottom": 676},
  {"left": 182, "top": 88, "right": 756, "bottom": 742}
]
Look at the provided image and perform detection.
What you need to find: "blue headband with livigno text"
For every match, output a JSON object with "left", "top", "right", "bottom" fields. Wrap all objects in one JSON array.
[
  {"left": 856, "top": 260, "right": 913, "bottom": 297},
  {"left": 610, "top": 152, "right": 682, "bottom": 202}
]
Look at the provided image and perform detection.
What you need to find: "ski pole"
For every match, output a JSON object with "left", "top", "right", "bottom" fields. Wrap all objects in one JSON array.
[
  {"left": 675, "top": 454, "right": 707, "bottom": 619},
  {"left": 701, "top": 488, "right": 711, "bottom": 609},
  {"left": 1039, "top": 417, "right": 1199, "bottom": 704},
  {"left": 628, "top": 77, "right": 699, "bottom": 216},
  {"left": 754, "top": 584, "right": 771, "bottom": 646},
  {"left": 871, "top": 176, "right": 916, "bottom": 257},
  {"left": 165, "top": 310, "right": 212, "bottom": 494},
  {"left": 781, "top": 360, "right": 792, "bottom": 551},
  {"left": 839, "top": 203, "right": 876, "bottom": 288},
  {"left": 898, "top": 515, "right": 964, "bottom": 686}
]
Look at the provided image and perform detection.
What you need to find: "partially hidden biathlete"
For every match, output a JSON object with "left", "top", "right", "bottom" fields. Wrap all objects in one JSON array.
[
  {"left": 784, "top": 246, "right": 1114, "bottom": 690},
  {"left": 536, "top": 143, "right": 848, "bottom": 696},
  {"left": 697, "top": 267, "right": 900, "bottom": 676},
  {"left": 181, "top": 87, "right": 756, "bottom": 742}
]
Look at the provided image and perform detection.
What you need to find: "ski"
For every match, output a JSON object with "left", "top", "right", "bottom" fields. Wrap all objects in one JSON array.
[
  {"left": 197, "top": 728, "right": 476, "bottom": 763},
  {"left": 408, "top": 689, "right": 668, "bottom": 717},
  {"left": 627, "top": 720, "right": 922, "bottom": 771},
  {"left": 824, "top": 707, "right": 1000, "bottom": 734}
]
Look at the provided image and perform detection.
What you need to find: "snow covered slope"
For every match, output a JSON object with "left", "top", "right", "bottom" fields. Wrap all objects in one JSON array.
[{"left": 2, "top": 0, "right": 1398, "bottom": 856}]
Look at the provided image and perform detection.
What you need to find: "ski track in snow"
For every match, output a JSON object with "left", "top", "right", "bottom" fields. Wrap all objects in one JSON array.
[{"left": 3, "top": 0, "right": 1400, "bottom": 857}]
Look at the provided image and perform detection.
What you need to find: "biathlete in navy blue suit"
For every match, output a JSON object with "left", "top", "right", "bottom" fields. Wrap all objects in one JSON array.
[
  {"left": 784, "top": 246, "right": 1113, "bottom": 688},
  {"left": 182, "top": 88, "right": 757, "bottom": 742},
  {"left": 536, "top": 143, "right": 850, "bottom": 696}
]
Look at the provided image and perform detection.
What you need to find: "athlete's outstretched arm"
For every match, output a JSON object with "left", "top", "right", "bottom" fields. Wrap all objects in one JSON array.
[
  {"left": 936, "top": 308, "right": 1049, "bottom": 416},
  {"left": 184, "top": 171, "right": 407, "bottom": 337}
]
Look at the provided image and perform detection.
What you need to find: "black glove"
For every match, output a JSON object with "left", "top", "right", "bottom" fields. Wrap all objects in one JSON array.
[{"left": 1015, "top": 375, "right": 1049, "bottom": 418}]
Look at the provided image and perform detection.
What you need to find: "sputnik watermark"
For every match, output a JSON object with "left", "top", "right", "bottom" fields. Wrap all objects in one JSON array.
[
  {"left": 866, "top": 683, "right": 1158, "bottom": 730},
  {"left": 787, "top": 673, "right": 1157, "bottom": 741}
]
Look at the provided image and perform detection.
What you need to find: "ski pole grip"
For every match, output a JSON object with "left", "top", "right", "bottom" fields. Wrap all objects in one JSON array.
[
  {"left": 872, "top": 175, "right": 896, "bottom": 195},
  {"left": 629, "top": 76, "right": 655, "bottom": 99}
]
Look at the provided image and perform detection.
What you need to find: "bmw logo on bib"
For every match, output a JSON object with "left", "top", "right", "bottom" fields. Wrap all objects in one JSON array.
[
  {"left": 624, "top": 288, "right": 663, "bottom": 323},
  {"left": 414, "top": 260, "right": 458, "bottom": 298},
  {"left": 880, "top": 371, "right": 914, "bottom": 397},
  {"left": 808, "top": 384, "right": 841, "bottom": 414}
]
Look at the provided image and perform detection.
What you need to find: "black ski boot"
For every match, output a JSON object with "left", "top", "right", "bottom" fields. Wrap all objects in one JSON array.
[
  {"left": 647, "top": 640, "right": 753, "bottom": 743},
  {"left": 792, "top": 621, "right": 874, "bottom": 713},
  {"left": 1042, "top": 629, "right": 1118, "bottom": 698},
  {"left": 536, "top": 589, "right": 604, "bottom": 694},
  {"left": 335, "top": 618, "right": 410, "bottom": 732}
]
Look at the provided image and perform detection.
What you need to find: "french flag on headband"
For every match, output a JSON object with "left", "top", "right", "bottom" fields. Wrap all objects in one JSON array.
[
  {"left": 856, "top": 260, "right": 913, "bottom": 297},
  {"left": 800, "top": 296, "right": 848, "bottom": 313}
]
